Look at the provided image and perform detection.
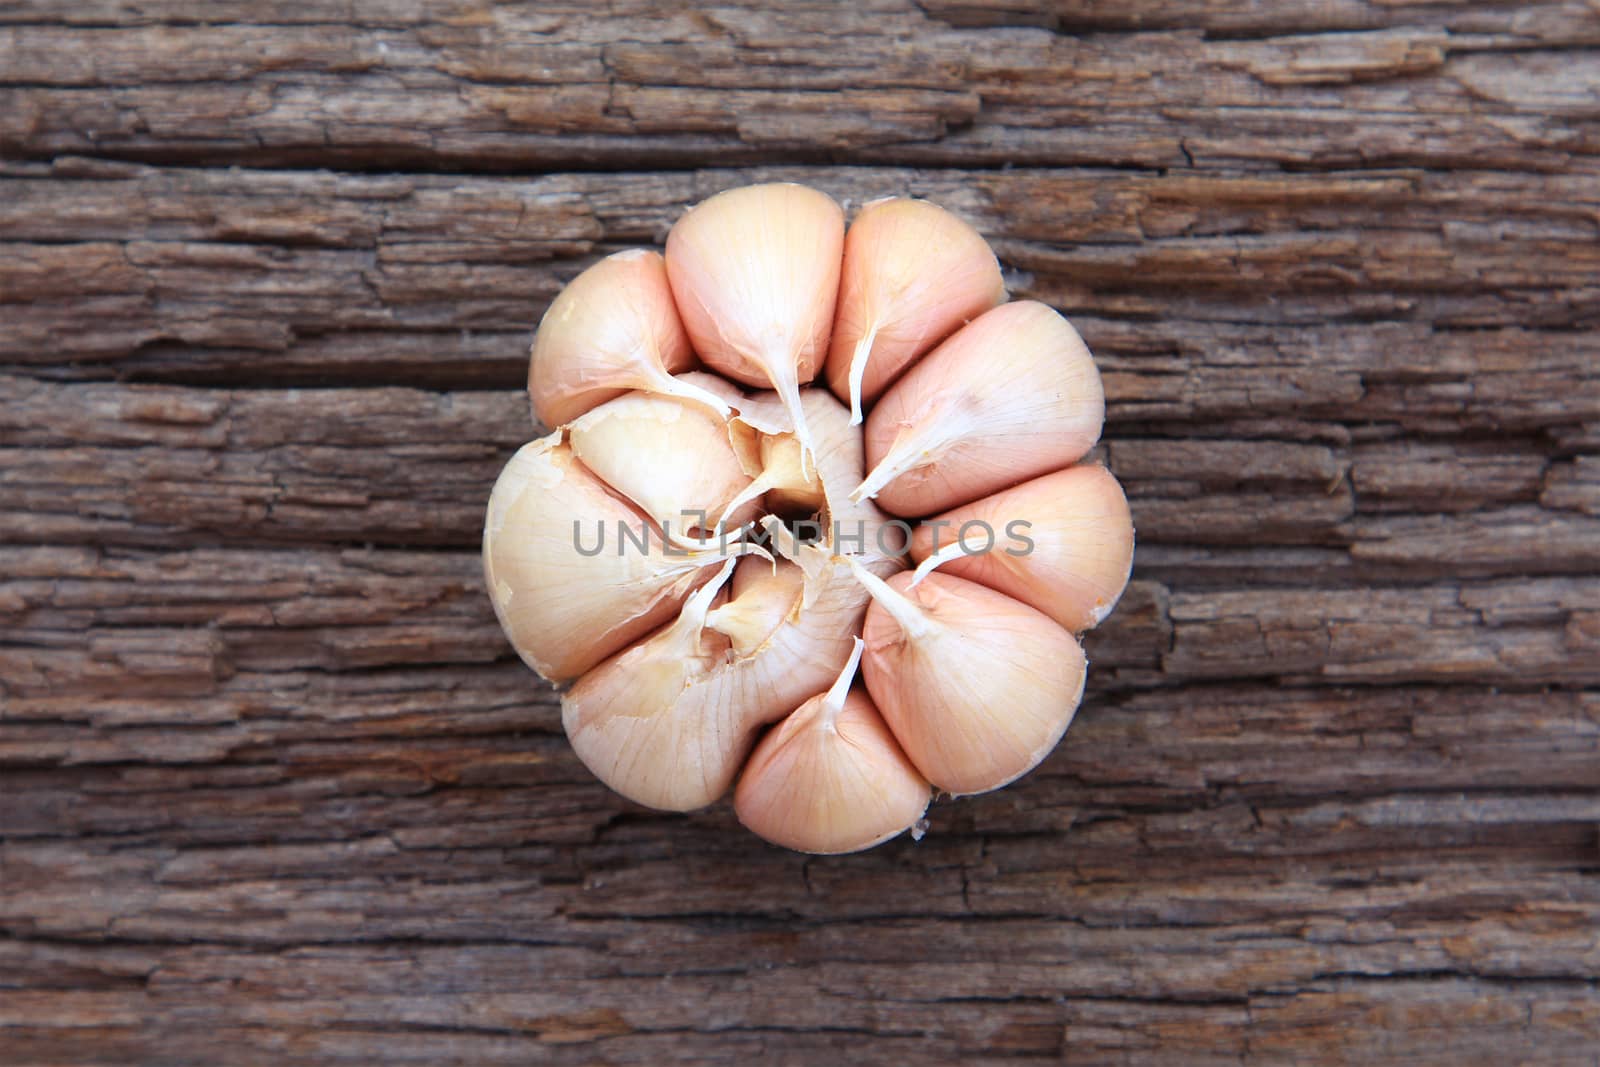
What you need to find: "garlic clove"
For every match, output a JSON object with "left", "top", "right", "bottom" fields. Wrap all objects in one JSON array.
[
  {"left": 563, "top": 546, "right": 888, "bottom": 812},
  {"left": 567, "top": 390, "right": 761, "bottom": 540},
  {"left": 704, "top": 556, "right": 805, "bottom": 656},
  {"left": 849, "top": 561, "right": 1087, "bottom": 796},
  {"left": 561, "top": 557, "right": 741, "bottom": 810},
  {"left": 760, "top": 432, "right": 827, "bottom": 516},
  {"left": 528, "top": 249, "right": 732, "bottom": 429},
  {"left": 735, "top": 637, "right": 931, "bottom": 854},
  {"left": 483, "top": 433, "right": 738, "bottom": 684},
  {"left": 825, "top": 198, "right": 1005, "bottom": 424},
  {"left": 908, "top": 464, "right": 1135, "bottom": 633},
  {"left": 664, "top": 183, "right": 844, "bottom": 473},
  {"left": 854, "top": 300, "right": 1105, "bottom": 518}
]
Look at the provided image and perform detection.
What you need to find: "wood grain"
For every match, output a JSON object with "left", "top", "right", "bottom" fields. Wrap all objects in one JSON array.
[{"left": 2, "top": 1, "right": 1597, "bottom": 1063}]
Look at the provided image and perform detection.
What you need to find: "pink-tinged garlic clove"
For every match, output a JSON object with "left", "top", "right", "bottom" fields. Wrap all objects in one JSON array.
[
  {"left": 825, "top": 198, "right": 1005, "bottom": 424},
  {"left": 528, "top": 249, "right": 731, "bottom": 429},
  {"left": 855, "top": 300, "right": 1105, "bottom": 518},
  {"left": 665, "top": 183, "right": 845, "bottom": 473},
  {"left": 908, "top": 464, "right": 1135, "bottom": 633},
  {"left": 849, "top": 562, "right": 1087, "bottom": 796},
  {"left": 567, "top": 390, "right": 761, "bottom": 540},
  {"left": 560, "top": 558, "right": 744, "bottom": 811},
  {"left": 736, "top": 638, "right": 930, "bottom": 854}
]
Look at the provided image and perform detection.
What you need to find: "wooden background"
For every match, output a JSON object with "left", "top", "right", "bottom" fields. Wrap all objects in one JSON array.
[{"left": 3, "top": 2, "right": 1599, "bottom": 1063}]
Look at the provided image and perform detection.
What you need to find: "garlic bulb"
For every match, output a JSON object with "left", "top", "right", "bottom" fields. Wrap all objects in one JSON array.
[
  {"left": 529, "top": 249, "right": 731, "bottom": 429},
  {"left": 665, "top": 183, "right": 844, "bottom": 472},
  {"left": 735, "top": 638, "right": 931, "bottom": 854},
  {"left": 825, "top": 197, "right": 1005, "bottom": 424},
  {"left": 485, "top": 182, "right": 1133, "bottom": 852},
  {"left": 855, "top": 300, "right": 1106, "bottom": 517},
  {"left": 908, "top": 464, "right": 1135, "bottom": 633}
]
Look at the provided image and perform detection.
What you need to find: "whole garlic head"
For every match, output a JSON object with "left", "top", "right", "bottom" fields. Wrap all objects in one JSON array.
[{"left": 490, "top": 182, "right": 1135, "bottom": 854}]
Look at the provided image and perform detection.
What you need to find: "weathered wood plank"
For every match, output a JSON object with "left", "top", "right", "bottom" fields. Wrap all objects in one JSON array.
[
  {"left": 4, "top": 545, "right": 1597, "bottom": 714},
  {"left": 3, "top": 0, "right": 1593, "bottom": 40},
  {"left": 0, "top": 377, "right": 527, "bottom": 548},
  {"left": 1, "top": 4, "right": 1596, "bottom": 170},
  {"left": 3, "top": 163, "right": 1598, "bottom": 392},
  {"left": 6, "top": 379, "right": 1597, "bottom": 584},
  {"left": 3, "top": 701, "right": 1596, "bottom": 1060},
  {"left": 917, "top": 0, "right": 1600, "bottom": 38}
]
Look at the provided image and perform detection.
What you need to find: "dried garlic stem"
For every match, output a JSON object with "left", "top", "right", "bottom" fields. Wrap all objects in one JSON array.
[
  {"left": 673, "top": 557, "right": 739, "bottom": 637},
  {"left": 908, "top": 539, "right": 967, "bottom": 587},
  {"left": 844, "top": 556, "right": 934, "bottom": 640},
  {"left": 819, "top": 636, "right": 866, "bottom": 728},
  {"left": 764, "top": 357, "right": 816, "bottom": 480},
  {"left": 638, "top": 363, "right": 734, "bottom": 418},
  {"left": 844, "top": 324, "right": 878, "bottom": 426},
  {"left": 851, "top": 403, "right": 978, "bottom": 504}
]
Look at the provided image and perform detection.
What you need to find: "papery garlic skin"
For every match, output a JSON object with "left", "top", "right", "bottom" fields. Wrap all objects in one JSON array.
[
  {"left": 665, "top": 183, "right": 844, "bottom": 469},
  {"left": 528, "top": 249, "right": 729, "bottom": 429},
  {"left": 856, "top": 568, "right": 1087, "bottom": 796},
  {"left": 825, "top": 198, "right": 1005, "bottom": 424},
  {"left": 735, "top": 638, "right": 930, "bottom": 854},
  {"left": 482, "top": 433, "right": 731, "bottom": 683},
  {"left": 909, "top": 464, "right": 1135, "bottom": 633},
  {"left": 721, "top": 387, "right": 791, "bottom": 436},
  {"left": 856, "top": 300, "right": 1106, "bottom": 517},
  {"left": 567, "top": 391, "right": 759, "bottom": 538},
  {"left": 562, "top": 547, "right": 890, "bottom": 812},
  {"left": 677, "top": 369, "right": 747, "bottom": 411}
]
